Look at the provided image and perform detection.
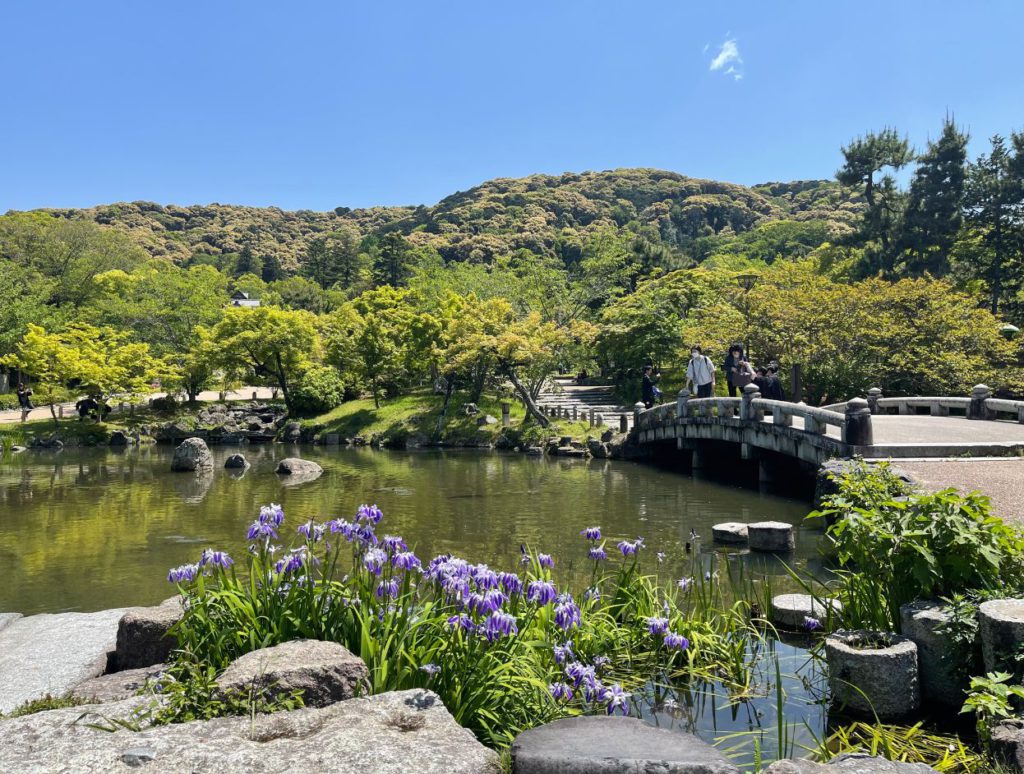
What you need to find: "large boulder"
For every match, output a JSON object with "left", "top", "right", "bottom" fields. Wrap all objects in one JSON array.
[
  {"left": 275, "top": 457, "right": 323, "bottom": 484},
  {"left": 115, "top": 597, "right": 183, "bottom": 670},
  {"left": 170, "top": 437, "right": 213, "bottom": 472},
  {"left": 108, "top": 430, "right": 129, "bottom": 446},
  {"left": 0, "top": 689, "right": 500, "bottom": 773},
  {"left": 0, "top": 608, "right": 129, "bottom": 714},
  {"left": 224, "top": 453, "right": 249, "bottom": 469},
  {"left": 216, "top": 640, "right": 368, "bottom": 708},
  {"left": 71, "top": 664, "right": 167, "bottom": 704},
  {"left": 512, "top": 715, "right": 738, "bottom": 773}
]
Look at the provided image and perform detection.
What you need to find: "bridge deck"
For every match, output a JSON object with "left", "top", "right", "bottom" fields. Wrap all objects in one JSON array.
[{"left": 784, "top": 413, "right": 1024, "bottom": 447}]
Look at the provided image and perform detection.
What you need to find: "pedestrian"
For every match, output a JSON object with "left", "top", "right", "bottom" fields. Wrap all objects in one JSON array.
[
  {"left": 685, "top": 345, "right": 716, "bottom": 398},
  {"left": 753, "top": 366, "right": 771, "bottom": 395},
  {"left": 723, "top": 344, "right": 747, "bottom": 397},
  {"left": 765, "top": 365, "right": 787, "bottom": 401},
  {"left": 641, "top": 365, "right": 661, "bottom": 409},
  {"left": 16, "top": 382, "right": 33, "bottom": 422},
  {"left": 732, "top": 358, "right": 756, "bottom": 392}
]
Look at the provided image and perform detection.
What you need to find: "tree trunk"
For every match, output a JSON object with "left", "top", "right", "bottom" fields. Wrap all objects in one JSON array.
[
  {"left": 275, "top": 353, "right": 292, "bottom": 413},
  {"left": 506, "top": 367, "right": 549, "bottom": 427},
  {"left": 469, "top": 360, "right": 487, "bottom": 404},
  {"left": 49, "top": 403, "right": 58, "bottom": 427},
  {"left": 435, "top": 375, "right": 454, "bottom": 436}
]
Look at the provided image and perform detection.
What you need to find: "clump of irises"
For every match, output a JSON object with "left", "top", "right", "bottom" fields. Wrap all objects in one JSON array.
[{"left": 166, "top": 504, "right": 768, "bottom": 748}]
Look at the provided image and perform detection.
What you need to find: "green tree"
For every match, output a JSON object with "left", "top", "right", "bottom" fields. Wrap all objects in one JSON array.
[
  {"left": 961, "top": 133, "right": 1024, "bottom": 315},
  {"left": 836, "top": 128, "right": 914, "bottom": 275},
  {"left": 207, "top": 306, "right": 319, "bottom": 412},
  {"left": 899, "top": 118, "right": 969, "bottom": 276},
  {"left": 373, "top": 233, "right": 411, "bottom": 288}
]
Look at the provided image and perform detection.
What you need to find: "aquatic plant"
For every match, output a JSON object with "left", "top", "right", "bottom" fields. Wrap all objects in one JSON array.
[{"left": 167, "top": 503, "right": 776, "bottom": 748}]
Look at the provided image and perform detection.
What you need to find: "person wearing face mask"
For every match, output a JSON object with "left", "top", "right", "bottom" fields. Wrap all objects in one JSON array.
[{"left": 685, "top": 345, "right": 716, "bottom": 398}]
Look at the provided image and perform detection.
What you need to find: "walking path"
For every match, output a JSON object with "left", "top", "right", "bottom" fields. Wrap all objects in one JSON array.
[
  {"left": 536, "top": 377, "right": 633, "bottom": 427},
  {"left": 898, "top": 458, "right": 1024, "bottom": 524},
  {"left": 0, "top": 387, "right": 276, "bottom": 424}
]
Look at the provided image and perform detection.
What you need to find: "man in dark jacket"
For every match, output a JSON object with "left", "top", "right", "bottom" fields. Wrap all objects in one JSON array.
[
  {"left": 764, "top": 366, "right": 787, "bottom": 401},
  {"left": 641, "top": 365, "right": 661, "bottom": 409}
]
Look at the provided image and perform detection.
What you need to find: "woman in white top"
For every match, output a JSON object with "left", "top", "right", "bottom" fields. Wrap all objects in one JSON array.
[{"left": 685, "top": 345, "right": 716, "bottom": 398}]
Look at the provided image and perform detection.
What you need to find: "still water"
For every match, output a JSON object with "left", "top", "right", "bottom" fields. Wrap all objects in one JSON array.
[
  {"left": 0, "top": 445, "right": 831, "bottom": 765},
  {"left": 0, "top": 445, "right": 821, "bottom": 615}
]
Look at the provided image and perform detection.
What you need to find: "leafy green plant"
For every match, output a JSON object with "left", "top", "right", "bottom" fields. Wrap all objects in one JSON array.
[
  {"left": 2, "top": 693, "right": 86, "bottom": 718},
  {"left": 815, "top": 721, "right": 984, "bottom": 772},
  {"left": 288, "top": 364, "right": 347, "bottom": 416},
  {"left": 961, "top": 672, "right": 1024, "bottom": 747}
]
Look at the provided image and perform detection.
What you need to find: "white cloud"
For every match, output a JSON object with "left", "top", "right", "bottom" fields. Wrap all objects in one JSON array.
[{"left": 709, "top": 38, "right": 743, "bottom": 81}]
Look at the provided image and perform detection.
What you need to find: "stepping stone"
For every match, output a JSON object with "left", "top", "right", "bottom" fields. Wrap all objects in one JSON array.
[
  {"left": 825, "top": 630, "right": 919, "bottom": 720},
  {"left": 216, "top": 639, "right": 368, "bottom": 708},
  {"left": 747, "top": 521, "right": 795, "bottom": 552},
  {"left": 0, "top": 689, "right": 499, "bottom": 773},
  {"left": 771, "top": 594, "right": 841, "bottom": 630},
  {"left": 979, "top": 599, "right": 1024, "bottom": 675},
  {"left": 115, "top": 597, "right": 183, "bottom": 670},
  {"left": 900, "top": 601, "right": 964, "bottom": 706},
  {"left": 0, "top": 608, "right": 129, "bottom": 714},
  {"left": 512, "top": 715, "right": 738, "bottom": 773},
  {"left": 712, "top": 523, "right": 748, "bottom": 544}
]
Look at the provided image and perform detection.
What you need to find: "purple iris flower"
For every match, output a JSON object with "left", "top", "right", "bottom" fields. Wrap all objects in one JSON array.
[
  {"left": 603, "top": 683, "right": 631, "bottom": 716},
  {"left": 481, "top": 610, "right": 518, "bottom": 642},
  {"left": 527, "top": 580, "right": 557, "bottom": 606},
  {"left": 471, "top": 564, "right": 499, "bottom": 590},
  {"left": 247, "top": 519, "right": 277, "bottom": 541},
  {"left": 565, "top": 661, "right": 596, "bottom": 688},
  {"left": 593, "top": 655, "right": 611, "bottom": 669},
  {"left": 548, "top": 682, "right": 573, "bottom": 701},
  {"left": 328, "top": 518, "right": 358, "bottom": 541},
  {"left": 538, "top": 553, "right": 554, "bottom": 569},
  {"left": 704, "top": 571, "right": 712, "bottom": 581},
  {"left": 446, "top": 614, "right": 475, "bottom": 632},
  {"left": 554, "top": 594, "right": 581, "bottom": 630},
  {"left": 498, "top": 572, "right": 523, "bottom": 595},
  {"left": 583, "top": 586, "right": 601, "bottom": 602},
  {"left": 274, "top": 547, "right": 312, "bottom": 575},
  {"left": 656, "top": 551, "right": 667, "bottom": 563},
  {"left": 677, "top": 577, "right": 694, "bottom": 592},
  {"left": 382, "top": 535, "right": 407, "bottom": 553},
  {"left": 580, "top": 527, "right": 602, "bottom": 541},
  {"left": 804, "top": 616, "right": 823, "bottom": 632},
  {"left": 376, "top": 578, "right": 400, "bottom": 599},
  {"left": 646, "top": 616, "right": 670, "bottom": 635},
  {"left": 297, "top": 520, "right": 325, "bottom": 542},
  {"left": 392, "top": 551, "right": 422, "bottom": 571},
  {"left": 553, "top": 643, "right": 574, "bottom": 664},
  {"left": 617, "top": 540, "right": 639, "bottom": 557},
  {"left": 420, "top": 663, "right": 441, "bottom": 676},
  {"left": 356, "top": 525, "right": 378, "bottom": 547},
  {"left": 664, "top": 632, "right": 689, "bottom": 650},
  {"left": 588, "top": 546, "right": 607, "bottom": 562},
  {"left": 259, "top": 504, "right": 285, "bottom": 527},
  {"left": 167, "top": 563, "right": 199, "bottom": 583},
  {"left": 362, "top": 548, "right": 387, "bottom": 576},
  {"left": 356, "top": 504, "right": 384, "bottom": 524},
  {"left": 199, "top": 549, "right": 233, "bottom": 569}
]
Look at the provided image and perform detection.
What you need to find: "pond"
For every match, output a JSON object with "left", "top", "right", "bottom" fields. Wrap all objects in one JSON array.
[{"left": 0, "top": 444, "right": 832, "bottom": 765}]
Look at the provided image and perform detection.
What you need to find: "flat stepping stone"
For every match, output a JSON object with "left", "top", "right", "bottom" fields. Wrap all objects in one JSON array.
[
  {"left": 512, "top": 715, "right": 738, "bottom": 773},
  {"left": 825, "top": 630, "right": 919, "bottom": 719},
  {"left": 0, "top": 608, "right": 129, "bottom": 714},
  {"left": 771, "top": 594, "right": 841, "bottom": 630},
  {"left": 899, "top": 601, "right": 964, "bottom": 706},
  {"left": 0, "top": 689, "right": 498, "bottom": 773},
  {"left": 747, "top": 521, "right": 795, "bottom": 552},
  {"left": 712, "top": 523, "right": 748, "bottom": 544},
  {"left": 71, "top": 664, "right": 167, "bottom": 704}
]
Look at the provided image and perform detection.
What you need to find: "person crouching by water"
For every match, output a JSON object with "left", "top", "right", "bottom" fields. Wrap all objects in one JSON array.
[
  {"left": 641, "top": 365, "right": 661, "bottom": 409},
  {"left": 685, "top": 346, "right": 716, "bottom": 398},
  {"left": 723, "top": 343, "right": 747, "bottom": 397}
]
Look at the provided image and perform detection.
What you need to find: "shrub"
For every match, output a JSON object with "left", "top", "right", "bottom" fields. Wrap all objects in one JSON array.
[
  {"left": 0, "top": 394, "right": 20, "bottom": 411},
  {"left": 288, "top": 366, "right": 347, "bottom": 416},
  {"left": 150, "top": 395, "right": 177, "bottom": 412}
]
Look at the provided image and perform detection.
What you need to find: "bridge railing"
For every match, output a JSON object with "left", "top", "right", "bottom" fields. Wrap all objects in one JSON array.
[
  {"left": 834, "top": 385, "right": 1024, "bottom": 424},
  {"left": 751, "top": 397, "right": 847, "bottom": 437}
]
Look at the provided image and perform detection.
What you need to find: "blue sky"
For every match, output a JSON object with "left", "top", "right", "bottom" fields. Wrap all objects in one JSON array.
[{"left": 2, "top": 1, "right": 1022, "bottom": 212}]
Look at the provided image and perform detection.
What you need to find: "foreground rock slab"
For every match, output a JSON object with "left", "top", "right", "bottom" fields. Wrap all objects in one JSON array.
[
  {"left": 765, "top": 753, "right": 938, "bottom": 772},
  {"left": 0, "top": 612, "right": 22, "bottom": 634},
  {"left": 216, "top": 640, "right": 368, "bottom": 707},
  {"left": 72, "top": 664, "right": 167, "bottom": 703},
  {"left": 0, "top": 689, "right": 500, "bottom": 774},
  {"left": 0, "top": 608, "right": 128, "bottom": 714},
  {"left": 512, "top": 715, "right": 738, "bottom": 773}
]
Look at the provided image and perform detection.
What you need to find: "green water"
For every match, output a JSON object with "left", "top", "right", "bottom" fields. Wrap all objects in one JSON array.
[{"left": 0, "top": 444, "right": 820, "bottom": 615}]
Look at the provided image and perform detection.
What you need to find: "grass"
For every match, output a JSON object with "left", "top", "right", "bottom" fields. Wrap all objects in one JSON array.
[
  {"left": 302, "top": 388, "right": 598, "bottom": 447},
  {"left": 1, "top": 693, "right": 86, "bottom": 718}
]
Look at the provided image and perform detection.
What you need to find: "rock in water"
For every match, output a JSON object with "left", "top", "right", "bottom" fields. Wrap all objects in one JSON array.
[
  {"left": 512, "top": 715, "right": 739, "bottom": 773},
  {"left": 216, "top": 640, "right": 368, "bottom": 707},
  {"left": 170, "top": 437, "right": 213, "bottom": 472},
  {"left": 712, "top": 522, "right": 749, "bottom": 544},
  {"left": 275, "top": 457, "right": 323, "bottom": 483},
  {"left": 224, "top": 453, "right": 249, "bottom": 469},
  {"left": 115, "top": 597, "right": 183, "bottom": 670},
  {"left": 0, "top": 690, "right": 500, "bottom": 773},
  {"left": 0, "top": 608, "right": 129, "bottom": 714},
  {"left": 108, "top": 430, "right": 129, "bottom": 446}
]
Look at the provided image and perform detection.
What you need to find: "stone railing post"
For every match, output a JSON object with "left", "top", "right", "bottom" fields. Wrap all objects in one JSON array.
[
  {"left": 501, "top": 402, "right": 511, "bottom": 427},
  {"left": 968, "top": 384, "right": 992, "bottom": 421},
  {"left": 844, "top": 397, "right": 873, "bottom": 446},
  {"left": 619, "top": 414, "right": 628, "bottom": 433},
  {"left": 676, "top": 388, "right": 690, "bottom": 418},
  {"left": 740, "top": 383, "right": 761, "bottom": 421},
  {"left": 633, "top": 402, "right": 645, "bottom": 429},
  {"left": 866, "top": 387, "right": 882, "bottom": 415}
]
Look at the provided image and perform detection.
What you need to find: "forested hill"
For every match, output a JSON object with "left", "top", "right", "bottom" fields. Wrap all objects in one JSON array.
[{"left": 33, "top": 169, "right": 862, "bottom": 269}]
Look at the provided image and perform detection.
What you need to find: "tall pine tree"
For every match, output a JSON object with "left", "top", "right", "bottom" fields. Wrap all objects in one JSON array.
[{"left": 899, "top": 118, "right": 968, "bottom": 277}]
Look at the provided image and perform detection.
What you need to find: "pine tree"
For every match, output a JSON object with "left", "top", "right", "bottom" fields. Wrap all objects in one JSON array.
[
  {"left": 373, "top": 232, "right": 411, "bottom": 288},
  {"left": 900, "top": 118, "right": 968, "bottom": 276}
]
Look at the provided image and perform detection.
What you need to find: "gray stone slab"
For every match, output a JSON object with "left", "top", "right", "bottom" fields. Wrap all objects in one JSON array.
[
  {"left": 765, "top": 755, "right": 937, "bottom": 772},
  {"left": 0, "top": 613, "right": 22, "bottom": 634},
  {"left": 0, "top": 689, "right": 500, "bottom": 773},
  {"left": 0, "top": 608, "right": 129, "bottom": 714},
  {"left": 71, "top": 664, "right": 167, "bottom": 704},
  {"left": 512, "top": 715, "right": 738, "bottom": 773}
]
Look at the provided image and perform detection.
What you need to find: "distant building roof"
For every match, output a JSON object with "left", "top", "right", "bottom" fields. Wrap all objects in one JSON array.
[
  {"left": 231, "top": 290, "right": 250, "bottom": 299},
  {"left": 229, "top": 290, "right": 260, "bottom": 307}
]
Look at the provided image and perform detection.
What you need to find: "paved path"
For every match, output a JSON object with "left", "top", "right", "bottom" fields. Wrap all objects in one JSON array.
[
  {"left": 0, "top": 387, "right": 276, "bottom": 424},
  {"left": 898, "top": 458, "right": 1024, "bottom": 524}
]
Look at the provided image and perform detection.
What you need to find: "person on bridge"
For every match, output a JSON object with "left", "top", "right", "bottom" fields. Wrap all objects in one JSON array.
[
  {"left": 723, "top": 344, "right": 748, "bottom": 397},
  {"left": 641, "top": 365, "right": 661, "bottom": 409},
  {"left": 686, "top": 346, "right": 716, "bottom": 398},
  {"left": 764, "top": 365, "right": 787, "bottom": 401}
]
